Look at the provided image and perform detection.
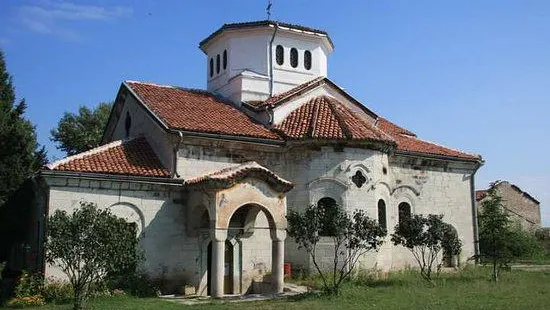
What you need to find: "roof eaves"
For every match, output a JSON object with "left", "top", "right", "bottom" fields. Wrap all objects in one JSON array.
[
  {"left": 508, "top": 183, "right": 541, "bottom": 205},
  {"left": 394, "top": 149, "right": 484, "bottom": 163},
  {"left": 199, "top": 20, "right": 333, "bottom": 51},
  {"left": 40, "top": 170, "right": 180, "bottom": 184},
  {"left": 172, "top": 129, "right": 285, "bottom": 146}
]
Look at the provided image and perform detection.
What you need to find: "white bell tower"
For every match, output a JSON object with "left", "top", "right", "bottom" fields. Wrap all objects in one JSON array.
[{"left": 199, "top": 21, "right": 334, "bottom": 104}]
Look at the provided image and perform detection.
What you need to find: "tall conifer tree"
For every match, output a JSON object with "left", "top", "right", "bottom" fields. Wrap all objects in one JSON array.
[{"left": 0, "top": 50, "right": 46, "bottom": 206}]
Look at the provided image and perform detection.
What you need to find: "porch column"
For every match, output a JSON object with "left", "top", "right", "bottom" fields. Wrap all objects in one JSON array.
[
  {"left": 210, "top": 229, "right": 227, "bottom": 298},
  {"left": 271, "top": 229, "right": 286, "bottom": 294}
]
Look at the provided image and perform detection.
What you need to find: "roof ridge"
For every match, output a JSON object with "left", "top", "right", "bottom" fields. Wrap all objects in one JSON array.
[
  {"left": 308, "top": 97, "right": 322, "bottom": 138},
  {"left": 126, "top": 80, "right": 212, "bottom": 95},
  {"left": 125, "top": 80, "right": 178, "bottom": 89},
  {"left": 325, "top": 96, "right": 353, "bottom": 139},
  {"left": 46, "top": 137, "right": 139, "bottom": 170},
  {"left": 263, "top": 76, "right": 326, "bottom": 107}
]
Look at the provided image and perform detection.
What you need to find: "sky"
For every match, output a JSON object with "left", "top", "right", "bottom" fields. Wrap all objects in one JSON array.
[{"left": 1, "top": 0, "right": 549, "bottom": 224}]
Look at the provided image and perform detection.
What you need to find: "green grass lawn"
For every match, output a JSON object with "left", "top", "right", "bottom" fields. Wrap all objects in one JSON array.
[{"left": 12, "top": 267, "right": 550, "bottom": 310}]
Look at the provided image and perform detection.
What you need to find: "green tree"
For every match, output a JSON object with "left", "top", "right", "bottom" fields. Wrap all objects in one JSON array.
[
  {"left": 0, "top": 49, "right": 46, "bottom": 206},
  {"left": 286, "top": 205, "right": 386, "bottom": 295},
  {"left": 50, "top": 102, "right": 112, "bottom": 156},
  {"left": 46, "top": 202, "right": 139, "bottom": 310},
  {"left": 478, "top": 182, "right": 511, "bottom": 282},
  {"left": 391, "top": 214, "right": 461, "bottom": 281}
]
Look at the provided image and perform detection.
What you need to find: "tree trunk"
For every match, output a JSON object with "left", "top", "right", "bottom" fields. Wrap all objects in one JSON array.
[
  {"left": 73, "top": 286, "right": 88, "bottom": 310},
  {"left": 492, "top": 260, "right": 498, "bottom": 282}
]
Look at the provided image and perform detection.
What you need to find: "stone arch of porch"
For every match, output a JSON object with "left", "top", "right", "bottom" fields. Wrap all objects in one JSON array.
[{"left": 214, "top": 180, "right": 287, "bottom": 232}]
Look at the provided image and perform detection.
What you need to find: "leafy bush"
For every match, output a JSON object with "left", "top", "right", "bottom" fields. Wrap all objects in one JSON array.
[
  {"left": 507, "top": 225, "right": 546, "bottom": 261},
  {"left": 479, "top": 183, "right": 547, "bottom": 280},
  {"left": 46, "top": 201, "right": 140, "bottom": 310},
  {"left": 42, "top": 279, "right": 73, "bottom": 304},
  {"left": 287, "top": 205, "right": 386, "bottom": 295},
  {"left": 107, "top": 272, "right": 159, "bottom": 297},
  {"left": 391, "top": 214, "right": 461, "bottom": 281},
  {"left": 13, "top": 271, "right": 43, "bottom": 299},
  {"left": 6, "top": 295, "right": 45, "bottom": 308}
]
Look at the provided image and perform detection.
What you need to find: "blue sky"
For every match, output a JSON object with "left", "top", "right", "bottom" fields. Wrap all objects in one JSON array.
[{"left": 1, "top": 1, "right": 549, "bottom": 224}]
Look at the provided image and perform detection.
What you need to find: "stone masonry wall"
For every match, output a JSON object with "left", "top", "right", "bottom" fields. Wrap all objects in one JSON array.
[
  {"left": 44, "top": 176, "right": 198, "bottom": 293},
  {"left": 175, "top": 141, "right": 477, "bottom": 274},
  {"left": 496, "top": 182, "right": 540, "bottom": 231}
]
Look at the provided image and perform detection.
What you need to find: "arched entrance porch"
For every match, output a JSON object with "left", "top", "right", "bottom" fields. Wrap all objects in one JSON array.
[
  {"left": 209, "top": 202, "right": 286, "bottom": 297},
  {"left": 183, "top": 162, "right": 293, "bottom": 298}
]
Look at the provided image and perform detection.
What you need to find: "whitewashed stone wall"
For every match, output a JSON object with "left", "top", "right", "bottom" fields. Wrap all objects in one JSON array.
[
  {"left": 175, "top": 140, "right": 477, "bottom": 274},
  {"left": 110, "top": 94, "right": 174, "bottom": 173},
  {"left": 44, "top": 176, "right": 198, "bottom": 293}
]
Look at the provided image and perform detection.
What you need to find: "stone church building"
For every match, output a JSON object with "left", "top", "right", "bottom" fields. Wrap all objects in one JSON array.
[{"left": 40, "top": 21, "right": 483, "bottom": 297}]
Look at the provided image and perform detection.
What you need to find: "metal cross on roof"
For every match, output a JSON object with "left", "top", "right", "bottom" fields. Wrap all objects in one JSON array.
[{"left": 266, "top": 0, "right": 273, "bottom": 20}]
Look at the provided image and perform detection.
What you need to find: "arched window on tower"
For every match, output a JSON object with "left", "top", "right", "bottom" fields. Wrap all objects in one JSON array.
[
  {"left": 276, "top": 45, "right": 284, "bottom": 65},
  {"left": 398, "top": 202, "right": 411, "bottom": 224},
  {"left": 290, "top": 48, "right": 298, "bottom": 68},
  {"left": 304, "top": 50, "right": 312, "bottom": 70},
  {"left": 317, "top": 197, "right": 338, "bottom": 236},
  {"left": 223, "top": 50, "right": 227, "bottom": 70},
  {"left": 216, "top": 54, "right": 220, "bottom": 74},
  {"left": 209, "top": 58, "right": 214, "bottom": 77},
  {"left": 378, "top": 199, "right": 387, "bottom": 231},
  {"left": 124, "top": 111, "right": 132, "bottom": 138}
]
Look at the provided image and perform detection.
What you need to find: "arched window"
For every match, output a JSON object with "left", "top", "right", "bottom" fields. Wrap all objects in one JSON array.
[
  {"left": 378, "top": 199, "right": 387, "bottom": 231},
  {"left": 398, "top": 202, "right": 411, "bottom": 224},
  {"left": 304, "top": 50, "right": 312, "bottom": 70},
  {"left": 209, "top": 58, "right": 214, "bottom": 77},
  {"left": 124, "top": 111, "right": 131, "bottom": 138},
  {"left": 317, "top": 197, "right": 338, "bottom": 236},
  {"left": 275, "top": 45, "right": 284, "bottom": 65},
  {"left": 216, "top": 54, "right": 220, "bottom": 74},
  {"left": 223, "top": 50, "right": 227, "bottom": 70},
  {"left": 290, "top": 48, "right": 298, "bottom": 68}
]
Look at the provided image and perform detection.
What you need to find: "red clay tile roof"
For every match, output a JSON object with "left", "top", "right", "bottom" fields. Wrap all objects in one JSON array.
[
  {"left": 184, "top": 161, "right": 293, "bottom": 192},
  {"left": 246, "top": 77, "right": 379, "bottom": 120},
  {"left": 376, "top": 118, "right": 481, "bottom": 161},
  {"left": 248, "top": 77, "right": 326, "bottom": 109},
  {"left": 46, "top": 137, "right": 170, "bottom": 178},
  {"left": 476, "top": 190, "right": 488, "bottom": 201},
  {"left": 274, "top": 96, "right": 394, "bottom": 143},
  {"left": 126, "top": 81, "right": 281, "bottom": 141}
]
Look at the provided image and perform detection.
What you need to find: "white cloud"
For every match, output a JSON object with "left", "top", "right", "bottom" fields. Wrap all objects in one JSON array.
[{"left": 17, "top": 1, "right": 133, "bottom": 41}]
